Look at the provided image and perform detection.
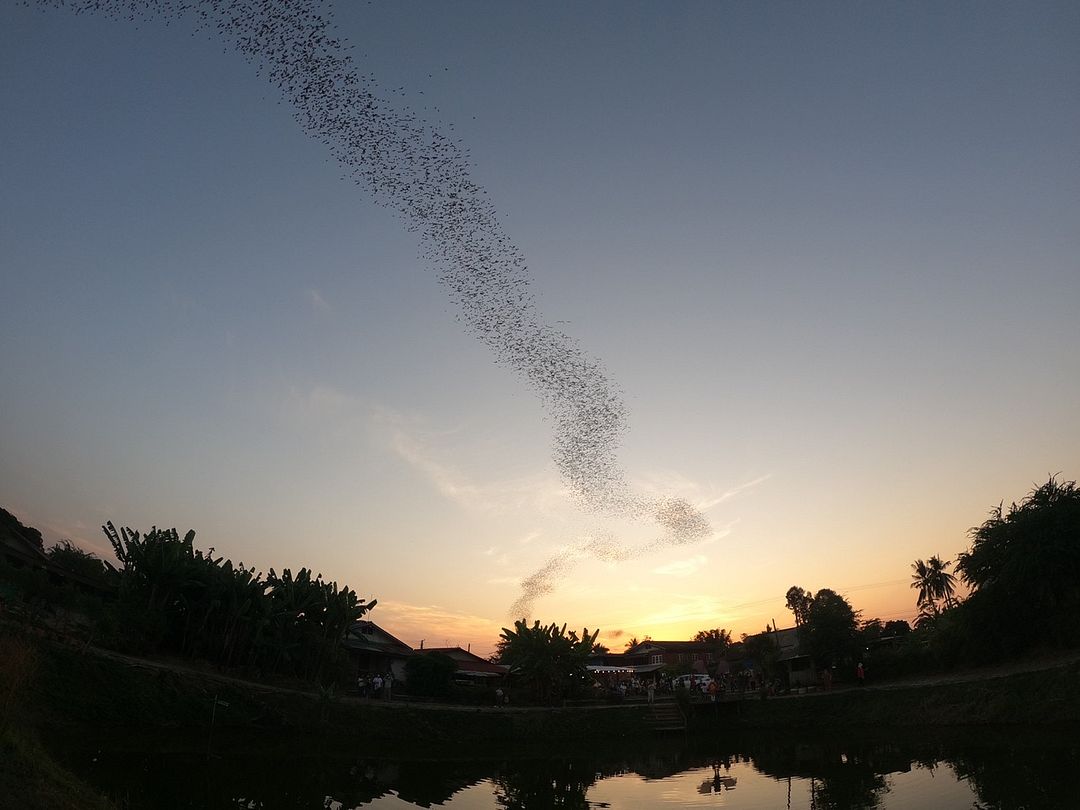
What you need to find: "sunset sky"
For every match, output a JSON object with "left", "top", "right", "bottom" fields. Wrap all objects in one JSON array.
[{"left": 2, "top": 1, "right": 1077, "bottom": 656}]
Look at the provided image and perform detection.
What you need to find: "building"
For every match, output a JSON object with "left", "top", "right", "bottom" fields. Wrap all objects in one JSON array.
[
  {"left": 586, "top": 639, "right": 717, "bottom": 682},
  {"left": 0, "top": 508, "right": 116, "bottom": 599},
  {"left": 624, "top": 639, "right": 718, "bottom": 671},
  {"left": 342, "top": 620, "right": 415, "bottom": 682},
  {"left": 769, "top": 626, "right": 816, "bottom": 687},
  {"left": 414, "top": 646, "right": 508, "bottom": 683},
  {"left": 0, "top": 508, "right": 49, "bottom": 570}
]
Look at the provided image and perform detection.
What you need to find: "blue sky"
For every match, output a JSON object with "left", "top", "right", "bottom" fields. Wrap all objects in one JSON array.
[{"left": 2, "top": 0, "right": 1077, "bottom": 653}]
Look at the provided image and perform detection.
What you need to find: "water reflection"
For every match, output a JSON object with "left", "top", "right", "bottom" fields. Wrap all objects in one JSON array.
[
  {"left": 493, "top": 759, "right": 596, "bottom": 808},
  {"left": 53, "top": 727, "right": 1078, "bottom": 809}
]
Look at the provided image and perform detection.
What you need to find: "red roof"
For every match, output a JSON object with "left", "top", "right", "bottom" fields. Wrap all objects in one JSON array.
[{"left": 416, "top": 647, "right": 508, "bottom": 676}]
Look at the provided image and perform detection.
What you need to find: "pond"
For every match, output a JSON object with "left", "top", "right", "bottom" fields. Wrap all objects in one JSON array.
[{"left": 53, "top": 726, "right": 1076, "bottom": 809}]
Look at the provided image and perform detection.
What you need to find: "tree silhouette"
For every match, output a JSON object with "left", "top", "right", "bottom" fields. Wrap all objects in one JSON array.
[
  {"left": 497, "top": 620, "right": 598, "bottom": 704},
  {"left": 785, "top": 586, "right": 813, "bottom": 627},
  {"left": 910, "top": 556, "right": 958, "bottom": 619},
  {"left": 101, "top": 521, "right": 374, "bottom": 679},
  {"left": 957, "top": 476, "right": 1080, "bottom": 648},
  {"left": 692, "top": 628, "right": 733, "bottom": 660},
  {"left": 799, "top": 589, "right": 859, "bottom": 669}
]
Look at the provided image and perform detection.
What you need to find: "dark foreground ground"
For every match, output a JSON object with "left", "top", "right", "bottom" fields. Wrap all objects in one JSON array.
[{"left": 5, "top": 626, "right": 1080, "bottom": 809}]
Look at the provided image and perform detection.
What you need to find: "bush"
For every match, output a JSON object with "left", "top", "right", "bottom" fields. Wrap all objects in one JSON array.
[{"left": 404, "top": 652, "right": 457, "bottom": 698}]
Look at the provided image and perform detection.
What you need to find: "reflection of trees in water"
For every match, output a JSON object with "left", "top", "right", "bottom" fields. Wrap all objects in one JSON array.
[
  {"left": 61, "top": 727, "right": 1079, "bottom": 809},
  {"left": 747, "top": 739, "right": 893, "bottom": 810},
  {"left": 492, "top": 759, "right": 598, "bottom": 809},
  {"left": 218, "top": 756, "right": 492, "bottom": 809},
  {"left": 810, "top": 769, "right": 888, "bottom": 810},
  {"left": 946, "top": 736, "right": 1080, "bottom": 810}
]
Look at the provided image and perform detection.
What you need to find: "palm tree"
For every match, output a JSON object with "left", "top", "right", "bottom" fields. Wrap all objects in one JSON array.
[
  {"left": 927, "top": 555, "right": 958, "bottom": 610},
  {"left": 913, "top": 604, "right": 938, "bottom": 630},
  {"left": 911, "top": 558, "right": 938, "bottom": 618},
  {"left": 911, "top": 555, "right": 959, "bottom": 618}
]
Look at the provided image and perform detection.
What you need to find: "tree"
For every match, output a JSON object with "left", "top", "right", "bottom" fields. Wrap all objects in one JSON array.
[
  {"left": 910, "top": 555, "right": 958, "bottom": 619},
  {"left": 692, "top": 628, "right": 732, "bottom": 647},
  {"left": 404, "top": 652, "right": 457, "bottom": 698},
  {"left": 100, "top": 521, "right": 374, "bottom": 679},
  {"left": 692, "top": 628, "right": 733, "bottom": 662},
  {"left": 785, "top": 586, "right": 813, "bottom": 627},
  {"left": 799, "top": 589, "right": 859, "bottom": 669},
  {"left": 858, "top": 618, "right": 884, "bottom": 646},
  {"left": 591, "top": 643, "right": 609, "bottom": 655},
  {"left": 46, "top": 539, "right": 115, "bottom": 587},
  {"left": 957, "top": 476, "right": 1080, "bottom": 648},
  {"left": 910, "top": 559, "right": 937, "bottom": 619},
  {"left": 928, "top": 556, "right": 959, "bottom": 610},
  {"left": 497, "top": 620, "right": 598, "bottom": 704},
  {"left": 883, "top": 620, "right": 911, "bottom": 638},
  {"left": 624, "top": 637, "right": 639, "bottom": 650}
]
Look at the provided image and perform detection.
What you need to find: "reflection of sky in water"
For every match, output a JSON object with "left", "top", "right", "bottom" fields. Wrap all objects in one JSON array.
[{"left": 353, "top": 760, "right": 981, "bottom": 809}]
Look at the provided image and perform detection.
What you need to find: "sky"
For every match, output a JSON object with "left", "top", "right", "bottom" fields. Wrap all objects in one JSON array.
[{"left": 2, "top": 1, "right": 1077, "bottom": 657}]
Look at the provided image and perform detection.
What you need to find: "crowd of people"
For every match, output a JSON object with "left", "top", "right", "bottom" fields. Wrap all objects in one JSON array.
[
  {"left": 356, "top": 672, "right": 394, "bottom": 700},
  {"left": 601, "top": 669, "right": 778, "bottom": 704}
]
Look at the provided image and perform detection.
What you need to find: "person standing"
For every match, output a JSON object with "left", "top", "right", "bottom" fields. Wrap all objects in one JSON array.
[
  {"left": 856, "top": 662, "right": 865, "bottom": 686},
  {"left": 647, "top": 681, "right": 655, "bottom": 704},
  {"left": 372, "top": 673, "right": 383, "bottom": 698}
]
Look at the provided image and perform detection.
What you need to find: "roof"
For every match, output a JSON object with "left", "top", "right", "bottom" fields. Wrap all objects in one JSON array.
[
  {"left": 416, "top": 647, "right": 508, "bottom": 676},
  {"left": 343, "top": 621, "right": 415, "bottom": 656},
  {"left": 419, "top": 646, "right": 488, "bottom": 663},
  {"left": 0, "top": 508, "right": 48, "bottom": 567},
  {"left": 625, "top": 640, "right": 712, "bottom": 655}
]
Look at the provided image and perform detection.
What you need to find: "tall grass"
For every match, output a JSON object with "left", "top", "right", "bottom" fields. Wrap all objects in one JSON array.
[{"left": 0, "top": 632, "right": 38, "bottom": 730}]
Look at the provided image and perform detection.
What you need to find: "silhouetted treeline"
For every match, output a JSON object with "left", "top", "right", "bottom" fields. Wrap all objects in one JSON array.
[
  {"left": 100, "top": 522, "right": 374, "bottom": 681},
  {"left": 878, "top": 476, "right": 1080, "bottom": 677}
]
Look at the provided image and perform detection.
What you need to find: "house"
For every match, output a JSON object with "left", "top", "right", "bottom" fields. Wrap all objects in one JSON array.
[
  {"left": 586, "top": 639, "right": 716, "bottom": 682},
  {"left": 342, "top": 620, "right": 415, "bottom": 682},
  {"left": 0, "top": 508, "right": 49, "bottom": 570},
  {"left": 414, "top": 646, "right": 508, "bottom": 683},
  {"left": 624, "top": 639, "right": 717, "bottom": 672},
  {"left": 750, "top": 626, "right": 816, "bottom": 688},
  {"left": 0, "top": 508, "right": 115, "bottom": 599},
  {"left": 588, "top": 632, "right": 819, "bottom": 689}
]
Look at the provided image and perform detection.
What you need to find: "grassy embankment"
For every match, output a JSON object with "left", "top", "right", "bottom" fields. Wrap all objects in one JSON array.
[
  {"left": 24, "top": 632, "right": 652, "bottom": 749},
  {"left": 23, "top": 631, "right": 1080, "bottom": 743},
  {"left": 688, "top": 660, "right": 1080, "bottom": 730},
  {"left": 1, "top": 633, "right": 118, "bottom": 810}
]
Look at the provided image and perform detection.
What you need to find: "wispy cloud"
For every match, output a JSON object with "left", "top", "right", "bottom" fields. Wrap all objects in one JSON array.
[
  {"left": 374, "top": 410, "right": 569, "bottom": 514},
  {"left": 486, "top": 576, "right": 521, "bottom": 586},
  {"left": 372, "top": 599, "right": 504, "bottom": 654},
  {"left": 631, "top": 594, "right": 733, "bottom": 629},
  {"left": 652, "top": 555, "right": 708, "bottom": 577},
  {"left": 307, "top": 288, "right": 331, "bottom": 313},
  {"left": 10, "top": 506, "right": 115, "bottom": 560},
  {"left": 283, "top": 384, "right": 365, "bottom": 423},
  {"left": 634, "top": 471, "right": 771, "bottom": 512}
]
